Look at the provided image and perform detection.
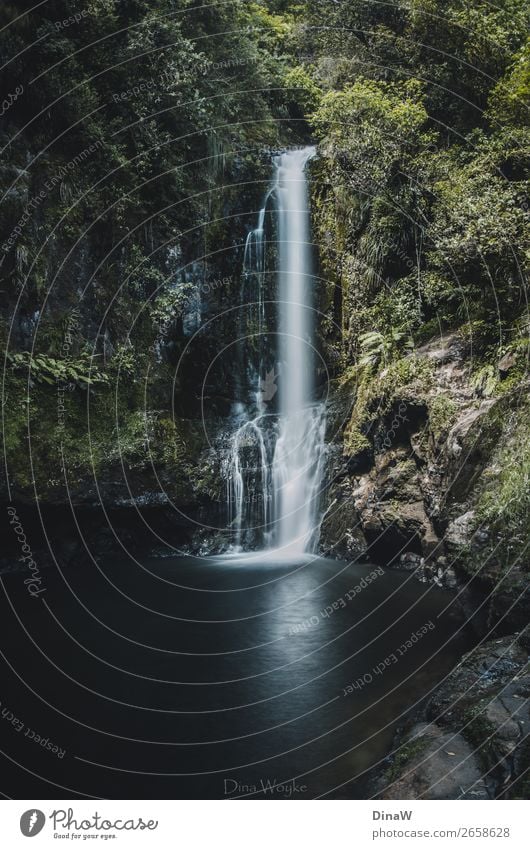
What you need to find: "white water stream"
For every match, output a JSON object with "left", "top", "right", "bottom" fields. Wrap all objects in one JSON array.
[{"left": 227, "top": 147, "right": 326, "bottom": 556}]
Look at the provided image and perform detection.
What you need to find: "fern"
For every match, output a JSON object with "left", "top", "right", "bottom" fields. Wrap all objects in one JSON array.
[{"left": 7, "top": 352, "right": 109, "bottom": 388}]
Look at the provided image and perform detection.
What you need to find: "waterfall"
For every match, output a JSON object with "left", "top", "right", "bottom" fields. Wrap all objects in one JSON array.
[{"left": 227, "top": 147, "right": 326, "bottom": 556}]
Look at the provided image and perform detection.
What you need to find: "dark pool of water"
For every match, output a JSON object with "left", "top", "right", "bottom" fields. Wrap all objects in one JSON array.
[{"left": 0, "top": 554, "right": 471, "bottom": 799}]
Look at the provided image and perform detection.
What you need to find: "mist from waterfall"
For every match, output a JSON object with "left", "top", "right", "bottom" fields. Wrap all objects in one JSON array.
[{"left": 226, "top": 147, "right": 326, "bottom": 557}]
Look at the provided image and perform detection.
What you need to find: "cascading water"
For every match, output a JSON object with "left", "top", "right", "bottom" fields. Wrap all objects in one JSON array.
[{"left": 227, "top": 147, "right": 326, "bottom": 556}]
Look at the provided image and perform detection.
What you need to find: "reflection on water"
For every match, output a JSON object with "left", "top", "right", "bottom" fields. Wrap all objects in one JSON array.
[{"left": 0, "top": 555, "right": 470, "bottom": 799}]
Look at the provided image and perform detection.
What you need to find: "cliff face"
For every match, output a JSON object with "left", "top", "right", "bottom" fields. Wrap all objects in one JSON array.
[
  {"left": 1, "top": 0, "right": 527, "bottom": 803},
  {"left": 320, "top": 330, "right": 529, "bottom": 636}
]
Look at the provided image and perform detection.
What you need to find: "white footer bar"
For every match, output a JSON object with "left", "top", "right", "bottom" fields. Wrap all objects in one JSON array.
[{"left": 2, "top": 799, "right": 528, "bottom": 847}]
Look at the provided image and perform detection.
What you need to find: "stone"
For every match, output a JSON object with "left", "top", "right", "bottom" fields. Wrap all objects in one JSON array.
[
  {"left": 377, "top": 722, "right": 489, "bottom": 800},
  {"left": 498, "top": 351, "right": 517, "bottom": 375},
  {"left": 400, "top": 551, "right": 423, "bottom": 570},
  {"left": 376, "top": 637, "right": 529, "bottom": 800},
  {"left": 445, "top": 510, "right": 476, "bottom": 548}
]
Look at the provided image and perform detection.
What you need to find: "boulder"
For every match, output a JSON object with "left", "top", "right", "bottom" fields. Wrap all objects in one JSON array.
[
  {"left": 498, "top": 351, "right": 517, "bottom": 375},
  {"left": 445, "top": 510, "right": 477, "bottom": 549},
  {"left": 362, "top": 499, "right": 441, "bottom": 563},
  {"left": 378, "top": 722, "right": 489, "bottom": 800},
  {"left": 376, "top": 637, "right": 529, "bottom": 799}
]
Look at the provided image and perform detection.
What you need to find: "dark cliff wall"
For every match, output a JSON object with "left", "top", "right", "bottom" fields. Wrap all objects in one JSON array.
[{"left": 0, "top": 1, "right": 306, "bottom": 553}]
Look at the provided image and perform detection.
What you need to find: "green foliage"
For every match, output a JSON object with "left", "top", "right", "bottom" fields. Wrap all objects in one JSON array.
[
  {"left": 0, "top": 0, "right": 301, "bottom": 498},
  {"left": 298, "top": 0, "right": 529, "bottom": 371},
  {"left": 489, "top": 39, "right": 530, "bottom": 126},
  {"left": 359, "top": 329, "right": 413, "bottom": 368},
  {"left": 429, "top": 133, "right": 529, "bottom": 277},
  {"left": 7, "top": 351, "right": 109, "bottom": 388},
  {"left": 477, "top": 408, "right": 530, "bottom": 544},
  {"left": 428, "top": 395, "right": 459, "bottom": 440},
  {"left": 444, "top": 0, "right": 529, "bottom": 74},
  {"left": 343, "top": 355, "right": 433, "bottom": 456},
  {"left": 283, "top": 65, "right": 322, "bottom": 114},
  {"left": 471, "top": 364, "right": 499, "bottom": 399},
  {"left": 0, "top": 0, "right": 528, "bottom": 516},
  {"left": 312, "top": 78, "right": 430, "bottom": 187},
  {"left": 0, "top": 0, "right": 290, "bottom": 310}
]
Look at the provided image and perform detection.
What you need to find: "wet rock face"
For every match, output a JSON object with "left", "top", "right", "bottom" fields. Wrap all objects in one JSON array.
[
  {"left": 321, "top": 357, "right": 441, "bottom": 566},
  {"left": 319, "top": 486, "right": 365, "bottom": 559},
  {"left": 322, "top": 333, "right": 528, "bottom": 614},
  {"left": 376, "top": 636, "right": 529, "bottom": 800},
  {"left": 0, "top": 503, "right": 202, "bottom": 575},
  {"left": 427, "top": 636, "right": 530, "bottom": 799},
  {"left": 377, "top": 722, "right": 490, "bottom": 800}
]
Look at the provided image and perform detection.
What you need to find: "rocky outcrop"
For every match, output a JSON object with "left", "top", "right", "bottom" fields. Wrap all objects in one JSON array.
[
  {"left": 321, "top": 334, "right": 528, "bottom": 607},
  {"left": 378, "top": 723, "right": 490, "bottom": 800},
  {"left": 376, "top": 636, "right": 529, "bottom": 799}
]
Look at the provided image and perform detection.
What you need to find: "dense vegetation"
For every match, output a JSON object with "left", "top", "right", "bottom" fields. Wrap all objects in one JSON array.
[
  {"left": 0, "top": 0, "right": 301, "bottom": 499},
  {"left": 1, "top": 0, "right": 528, "bottom": 532},
  {"left": 291, "top": 0, "right": 529, "bottom": 364}
]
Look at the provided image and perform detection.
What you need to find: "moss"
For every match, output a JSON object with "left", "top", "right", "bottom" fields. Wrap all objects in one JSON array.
[
  {"left": 428, "top": 394, "right": 459, "bottom": 440},
  {"left": 463, "top": 701, "right": 499, "bottom": 772},
  {"left": 2, "top": 365, "right": 205, "bottom": 502},
  {"left": 343, "top": 355, "right": 433, "bottom": 456},
  {"left": 450, "top": 395, "right": 530, "bottom": 600},
  {"left": 344, "top": 427, "right": 372, "bottom": 457},
  {"left": 384, "top": 736, "right": 430, "bottom": 782},
  {"left": 475, "top": 402, "right": 530, "bottom": 556}
]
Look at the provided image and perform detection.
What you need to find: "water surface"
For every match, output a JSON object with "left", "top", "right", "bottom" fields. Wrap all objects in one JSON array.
[{"left": 0, "top": 555, "right": 470, "bottom": 799}]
